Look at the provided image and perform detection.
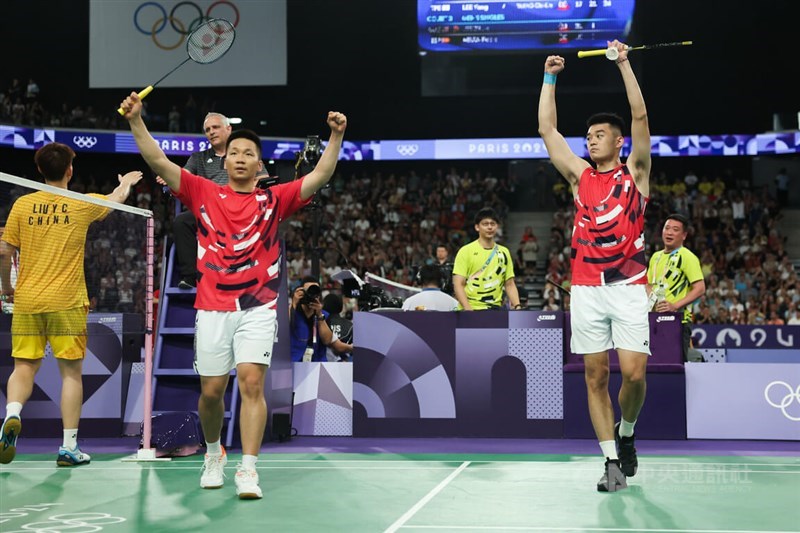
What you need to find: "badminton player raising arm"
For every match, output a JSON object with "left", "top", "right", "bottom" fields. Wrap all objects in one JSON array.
[
  {"left": 0, "top": 143, "right": 143, "bottom": 467},
  {"left": 537, "top": 40, "right": 651, "bottom": 492},
  {"left": 120, "top": 92, "right": 346, "bottom": 500}
]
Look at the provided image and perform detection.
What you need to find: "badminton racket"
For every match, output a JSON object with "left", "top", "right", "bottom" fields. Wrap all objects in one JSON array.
[
  {"left": 544, "top": 275, "right": 571, "bottom": 296},
  {"left": 577, "top": 40, "right": 693, "bottom": 59},
  {"left": 117, "top": 18, "right": 236, "bottom": 115}
]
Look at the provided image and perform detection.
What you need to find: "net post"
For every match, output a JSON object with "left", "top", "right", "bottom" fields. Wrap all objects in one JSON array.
[
  {"left": 143, "top": 216, "right": 154, "bottom": 452},
  {"left": 121, "top": 216, "right": 169, "bottom": 462}
]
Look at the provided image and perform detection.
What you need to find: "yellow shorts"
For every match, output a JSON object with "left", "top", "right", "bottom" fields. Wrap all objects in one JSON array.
[{"left": 11, "top": 306, "right": 89, "bottom": 360}]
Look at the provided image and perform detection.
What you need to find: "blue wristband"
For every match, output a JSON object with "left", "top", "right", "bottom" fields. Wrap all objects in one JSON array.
[{"left": 543, "top": 72, "right": 557, "bottom": 85}]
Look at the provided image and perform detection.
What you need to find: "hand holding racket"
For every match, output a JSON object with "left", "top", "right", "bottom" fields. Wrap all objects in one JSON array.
[{"left": 117, "top": 18, "right": 236, "bottom": 115}]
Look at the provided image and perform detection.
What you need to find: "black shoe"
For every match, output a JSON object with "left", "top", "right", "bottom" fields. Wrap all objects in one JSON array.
[
  {"left": 597, "top": 458, "right": 627, "bottom": 492},
  {"left": 178, "top": 277, "right": 196, "bottom": 290},
  {"left": 615, "top": 421, "right": 638, "bottom": 477}
]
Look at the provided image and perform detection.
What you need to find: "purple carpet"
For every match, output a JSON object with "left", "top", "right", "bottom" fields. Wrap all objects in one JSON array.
[{"left": 14, "top": 436, "right": 800, "bottom": 457}]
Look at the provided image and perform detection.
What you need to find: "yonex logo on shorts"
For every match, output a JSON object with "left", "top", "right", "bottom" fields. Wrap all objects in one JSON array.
[{"left": 656, "top": 315, "right": 676, "bottom": 322}]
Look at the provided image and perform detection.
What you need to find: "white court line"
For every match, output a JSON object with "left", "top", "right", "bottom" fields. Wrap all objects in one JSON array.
[
  {"left": 384, "top": 461, "right": 471, "bottom": 533},
  {"left": 399, "top": 527, "right": 800, "bottom": 533}
]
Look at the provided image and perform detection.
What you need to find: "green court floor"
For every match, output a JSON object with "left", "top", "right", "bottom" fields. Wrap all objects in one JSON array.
[{"left": 1, "top": 453, "right": 798, "bottom": 533}]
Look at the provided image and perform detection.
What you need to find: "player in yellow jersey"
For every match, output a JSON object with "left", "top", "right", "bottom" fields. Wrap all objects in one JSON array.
[
  {"left": 452, "top": 207, "right": 521, "bottom": 311},
  {"left": 0, "top": 142, "right": 142, "bottom": 466},
  {"left": 647, "top": 213, "right": 706, "bottom": 361}
]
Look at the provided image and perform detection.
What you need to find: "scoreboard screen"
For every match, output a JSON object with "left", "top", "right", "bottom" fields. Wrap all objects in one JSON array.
[{"left": 418, "top": 0, "right": 635, "bottom": 53}]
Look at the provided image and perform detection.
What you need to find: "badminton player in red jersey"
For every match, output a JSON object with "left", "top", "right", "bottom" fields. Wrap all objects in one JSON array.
[
  {"left": 538, "top": 40, "right": 651, "bottom": 492},
  {"left": 120, "top": 92, "right": 346, "bottom": 500}
]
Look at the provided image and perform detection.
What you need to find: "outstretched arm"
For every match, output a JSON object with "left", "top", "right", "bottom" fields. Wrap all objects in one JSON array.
[
  {"left": 611, "top": 40, "right": 651, "bottom": 196},
  {"left": 106, "top": 171, "right": 145, "bottom": 204},
  {"left": 119, "top": 92, "right": 182, "bottom": 191},
  {"left": 538, "top": 55, "right": 589, "bottom": 194},
  {"left": 300, "top": 112, "right": 347, "bottom": 201}
]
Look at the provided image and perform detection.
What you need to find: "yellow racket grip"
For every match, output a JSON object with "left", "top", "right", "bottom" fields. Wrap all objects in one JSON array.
[
  {"left": 577, "top": 49, "right": 609, "bottom": 58},
  {"left": 117, "top": 85, "right": 155, "bottom": 115}
]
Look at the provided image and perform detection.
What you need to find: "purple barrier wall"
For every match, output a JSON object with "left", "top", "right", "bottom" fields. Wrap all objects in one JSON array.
[
  {"left": 686, "top": 363, "right": 800, "bottom": 440},
  {"left": 691, "top": 324, "right": 800, "bottom": 349},
  {"left": 353, "top": 310, "right": 563, "bottom": 438},
  {"left": 0, "top": 313, "right": 131, "bottom": 437}
]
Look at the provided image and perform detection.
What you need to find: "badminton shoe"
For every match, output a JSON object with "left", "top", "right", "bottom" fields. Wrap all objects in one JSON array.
[
  {"left": 57, "top": 446, "right": 91, "bottom": 466},
  {"left": 200, "top": 446, "right": 227, "bottom": 489},
  {"left": 235, "top": 465, "right": 262, "bottom": 499},
  {"left": 597, "top": 458, "right": 627, "bottom": 492},
  {"left": 615, "top": 422, "right": 639, "bottom": 477},
  {"left": 0, "top": 415, "right": 21, "bottom": 464}
]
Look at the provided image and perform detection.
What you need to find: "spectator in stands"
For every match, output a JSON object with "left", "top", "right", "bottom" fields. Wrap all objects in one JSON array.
[
  {"left": 160, "top": 112, "right": 231, "bottom": 289},
  {"left": 403, "top": 264, "right": 459, "bottom": 311},
  {"left": 432, "top": 243, "right": 455, "bottom": 295},
  {"left": 648, "top": 214, "right": 706, "bottom": 360},
  {"left": 121, "top": 90, "right": 347, "bottom": 500},
  {"left": 290, "top": 277, "right": 351, "bottom": 362},
  {"left": 452, "top": 207, "right": 521, "bottom": 311},
  {"left": 537, "top": 41, "right": 651, "bottom": 492},
  {"left": 0, "top": 142, "right": 142, "bottom": 467},
  {"left": 322, "top": 293, "right": 354, "bottom": 361}
]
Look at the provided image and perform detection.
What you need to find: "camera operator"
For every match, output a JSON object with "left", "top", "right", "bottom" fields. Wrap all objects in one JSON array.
[
  {"left": 290, "top": 277, "right": 352, "bottom": 362},
  {"left": 402, "top": 264, "right": 459, "bottom": 312}
]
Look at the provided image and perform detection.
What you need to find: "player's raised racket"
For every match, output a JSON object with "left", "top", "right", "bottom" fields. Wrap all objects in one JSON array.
[
  {"left": 117, "top": 18, "right": 235, "bottom": 115},
  {"left": 577, "top": 40, "right": 693, "bottom": 60}
]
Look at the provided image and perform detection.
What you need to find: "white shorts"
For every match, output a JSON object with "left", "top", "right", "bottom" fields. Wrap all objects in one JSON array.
[
  {"left": 570, "top": 284, "right": 651, "bottom": 356},
  {"left": 194, "top": 305, "right": 278, "bottom": 376}
]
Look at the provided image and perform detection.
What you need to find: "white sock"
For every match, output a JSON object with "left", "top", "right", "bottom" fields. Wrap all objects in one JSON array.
[
  {"left": 206, "top": 440, "right": 222, "bottom": 455},
  {"left": 619, "top": 418, "right": 636, "bottom": 437},
  {"left": 600, "top": 440, "right": 618, "bottom": 460},
  {"left": 63, "top": 429, "right": 78, "bottom": 450},
  {"left": 241, "top": 454, "right": 258, "bottom": 472},
  {"left": 5, "top": 402, "right": 22, "bottom": 419}
]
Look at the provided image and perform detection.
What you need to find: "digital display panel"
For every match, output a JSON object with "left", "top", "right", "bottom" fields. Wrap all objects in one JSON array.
[{"left": 418, "top": 0, "right": 635, "bottom": 53}]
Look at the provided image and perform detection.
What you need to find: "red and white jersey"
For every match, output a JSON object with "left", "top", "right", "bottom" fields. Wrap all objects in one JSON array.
[
  {"left": 175, "top": 169, "right": 310, "bottom": 311},
  {"left": 571, "top": 164, "right": 648, "bottom": 286}
]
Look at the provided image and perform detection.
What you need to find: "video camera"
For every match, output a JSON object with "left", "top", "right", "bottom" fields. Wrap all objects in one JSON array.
[
  {"left": 332, "top": 270, "right": 403, "bottom": 312},
  {"left": 412, "top": 262, "right": 455, "bottom": 296},
  {"left": 301, "top": 135, "right": 323, "bottom": 166}
]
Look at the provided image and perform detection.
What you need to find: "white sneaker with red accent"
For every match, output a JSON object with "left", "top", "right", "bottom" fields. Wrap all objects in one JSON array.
[
  {"left": 235, "top": 464, "right": 262, "bottom": 499},
  {"left": 200, "top": 446, "right": 227, "bottom": 489}
]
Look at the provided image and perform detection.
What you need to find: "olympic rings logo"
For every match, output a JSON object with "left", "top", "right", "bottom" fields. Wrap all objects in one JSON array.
[
  {"left": 4, "top": 512, "right": 126, "bottom": 533},
  {"left": 134, "top": 1, "right": 240, "bottom": 50},
  {"left": 73, "top": 136, "right": 98, "bottom": 149},
  {"left": 395, "top": 144, "right": 419, "bottom": 157},
  {"left": 764, "top": 381, "right": 800, "bottom": 421}
]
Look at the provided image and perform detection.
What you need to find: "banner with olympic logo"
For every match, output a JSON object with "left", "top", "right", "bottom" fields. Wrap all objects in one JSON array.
[{"left": 89, "top": 0, "right": 286, "bottom": 88}]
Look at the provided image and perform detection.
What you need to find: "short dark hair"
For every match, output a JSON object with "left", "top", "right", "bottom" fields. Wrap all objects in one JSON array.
[
  {"left": 587, "top": 112, "right": 626, "bottom": 137},
  {"left": 665, "top": 213, "right": 690, "bottom": 232},
  {"left": 226, "top": 129, "right": 262, "bottom": 158},
  {"left": 322, "top": 293, "right": 343, "bottom": 315},
  {"left": 34, "top": 142, "right": 75, "bottom": 182},
  {"left": 474, "top": 207, "right": 499, "bottom": 225},
  {"left": 418, "top": 264, "right": 443, "bottom": 287},
  {"left": 301, "top": 275, "right": 319, "bottom": 286}
]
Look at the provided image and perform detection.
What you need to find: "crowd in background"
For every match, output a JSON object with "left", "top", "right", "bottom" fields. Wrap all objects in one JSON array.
[{"left": 1, "top": 76, "right": 797, "bottom": 325}]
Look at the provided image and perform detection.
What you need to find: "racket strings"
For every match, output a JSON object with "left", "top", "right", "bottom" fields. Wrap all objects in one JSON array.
[{"left": 187, "top": 19, "right": 235, "bottom": 64}]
